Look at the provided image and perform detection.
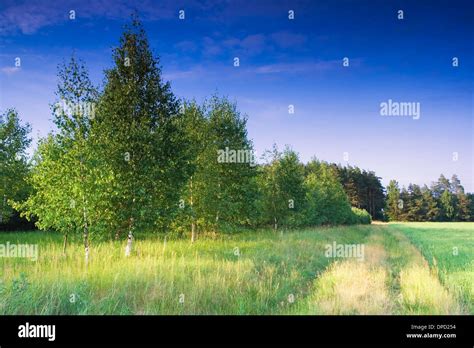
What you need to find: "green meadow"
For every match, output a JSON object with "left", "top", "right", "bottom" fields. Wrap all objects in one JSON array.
[
  {"left": 0, "top": 222, "right": 472, "bottom": 315},
  {"left": 390, "top": 222, "right": 473, "bottom": 313}
]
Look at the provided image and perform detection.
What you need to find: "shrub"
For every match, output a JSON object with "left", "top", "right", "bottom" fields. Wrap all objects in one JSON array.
[{"left": 350, "top": 207, "right": 372, "bottom": 224}]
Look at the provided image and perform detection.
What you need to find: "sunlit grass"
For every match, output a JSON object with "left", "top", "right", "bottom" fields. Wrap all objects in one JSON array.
[
  {"left": 307, "top": 260, "right": 392, "bottom": 314},
  {"left": 0, "top": 226, "right": 370, "bottom": 314},
  {"left": 0, "top": 223, "right": 471, "bottom": 314},
  {"left": 399, "top": 265, "right": 460, "bottom": 314},
  {"left": 391, "top": 222, "right": 474, "bottom": 313},
  {"left": 295, "top": 223, "right": 471, "bottom": 315}
]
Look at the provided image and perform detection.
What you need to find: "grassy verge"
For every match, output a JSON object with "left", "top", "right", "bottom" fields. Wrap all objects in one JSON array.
[
  {"left": 295, "top": 223, "right": 467, "bottom": 314},
  {"left": 390, "top": 222, "right": 474, "bottom": 313},
  {"left": 0, "top": 223, "right": 471, "bottom": 314},
  {"left": 0, "top": 226, "right": 370, "bottom": 314}
]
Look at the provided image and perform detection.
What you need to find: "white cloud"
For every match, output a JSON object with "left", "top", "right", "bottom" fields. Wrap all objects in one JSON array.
[
  {"left": 254, "top": 60, "right": 340, "bottom": 74},
  {"left": 270, "top": 31, "right": 307, "bottom": 48},
  {"left": 0, "top": 66, "right": 21, "bottom": 75},
  {"left": 0, "top": 0, "right": 179, "bottom": 35}
]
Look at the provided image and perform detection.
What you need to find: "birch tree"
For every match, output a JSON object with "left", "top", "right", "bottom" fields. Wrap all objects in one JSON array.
[
  {"left": 93, "top": 16, "right": 190, "bottom": 252},
  {"left": 15, "top": 56, "right": 99, "bottom": 260},
  {"left": 0, "top": 109, "right": 31, "bottom": 225}
]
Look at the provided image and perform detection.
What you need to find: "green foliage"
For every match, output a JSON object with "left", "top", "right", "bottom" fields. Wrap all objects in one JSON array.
[
  {"left": 16, "top": 135, "right": 75, "bottom": 233},
  {"left": 386, "top": 180, "right": 402, "bottom": 221},
  {"left": 334, "top": 165, "right": 385, "bottom": 220},
  {"left": 0, "top": 109, "right": 31, "bottom": 225},
  {"left": 440, "top": 190, "right": 456, "bottom": 221},
  {"left": 175, "top": 97, "right": 258, "bottom": 238},
  {"left": 421, "top": 185, "right": 440, "bottom": 221},
  {"left": 14, "top": 56, "right": 99, "bottom": 248},
  {"left": 405, "top": 184, "right": 425, "bottom": 221},
  {"left": 349, "top": 207, "right": 372, "bottom": 224},
  {"left": 257, "top": 154, "right": 364, "bottom": 228},
  {"left": 201, "top": 96, "right": 258, "bottom": 229},
  {"left": 304, "top": 160, "right": 354, "bottom": 225},
  {"left": 90, "top": 17, "right": 191, "bottom": 237},
  {"left": 466, "top": 193, "right": 474, "bottom": 222},
  {"left": 257, "top": 145, "right": 306, "bottom": 229},
  {"left": 389, "top": 174, "right": 471, "bottom": 222}
]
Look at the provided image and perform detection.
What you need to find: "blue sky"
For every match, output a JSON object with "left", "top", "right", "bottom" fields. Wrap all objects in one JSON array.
[{"left": 0, "top": 0, "right": 473, "bottom": 191}]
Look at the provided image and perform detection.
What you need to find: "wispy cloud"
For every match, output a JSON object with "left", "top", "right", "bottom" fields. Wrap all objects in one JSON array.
[
  {"left": 270, "top": 31, "right": 307, "bottom": 48},
  {"left": 223, "top": 34, "right": 267, "bottom": 55},
  {"left": 197, "top": 31, "right": 309, "bottom": 58},
  {"left": 161, "top": 58, "right": 350, "bottom": 83},
  {"left": 202, "top": 36, "right": 224, "bottom": 56},
  {"left": 174, "top": 40, "right": 198, "bottom": 52},
  {"left": 0, "top": 0, "right": 304, "bottom": 35},
  {"left": 0, "top": 0, "right": 179, "bottom": 35},
  {"left": 0, "top": 66, "right": 20, "bottom": 75},
  {"left": 162, "top": 65, "right": 206, "bottom": 80},
  {"left": 254, "top": 60, "right": 342, "bottom": 74}
]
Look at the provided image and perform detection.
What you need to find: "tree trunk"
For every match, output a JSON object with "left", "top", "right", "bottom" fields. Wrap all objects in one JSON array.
[
  {"left": 1, "top": 195, "right": 5, "bottom": 223},
  {"left": 125, "top": 218, "right": 133, "bottom": 256},
  {"left": 80, "top": 157, "right": 89, "bottom": 264},
  {"left": 1, "top": 175, "right": 6, "bottom": 223},
  {"left": 62, "top": 232, "right": 68, "bottom": 256},
  {"left": 371, "top": 190, "right": 375, "bottom": 218},
  {"left": 125, "top": 231, "right": 133, "bottom": 256},
  {"left": 274, "top": 217, "right": 278, "bottom": 231},
  {"left": 190, "top": 176, "right": 197, "bottom": 243},
  {"left": 115, "top": 228, "right": 122, "bottom": 240},
  {"left": 162, "top": 235, "right": 167, "bottom": 256},
  {"left": 191, "top": 222, "right": 196, "bottom": 243},
  {"left": 215, "top": 181, "right": 221, "bottom": 234},
  {"left": 83, "top": 207, "right": 89, "bottom": 264}
]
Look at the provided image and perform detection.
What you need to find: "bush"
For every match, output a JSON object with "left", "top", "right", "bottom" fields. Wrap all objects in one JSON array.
[
  {"left": 304, "top": 161, "right": 354, "bottom": 226},
  {"left": 350, "top": 207, "right": 372, "bottom": 224}
]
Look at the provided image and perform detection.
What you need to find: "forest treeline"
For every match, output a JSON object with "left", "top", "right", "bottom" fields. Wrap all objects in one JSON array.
[
  {"left": 385, "top": 175, "right": 473, "bottom": 222},
  {"left": 1, "top": 18, "right": 472, "bottom": 255}
]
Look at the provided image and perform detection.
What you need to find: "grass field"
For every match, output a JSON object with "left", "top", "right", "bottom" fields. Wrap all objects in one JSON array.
[
  {"left": 390, "top": 222, "right": 474, "bottom": 313},
  {"left": 0, "top": 222, "right": 472, "bottom": 315}
]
